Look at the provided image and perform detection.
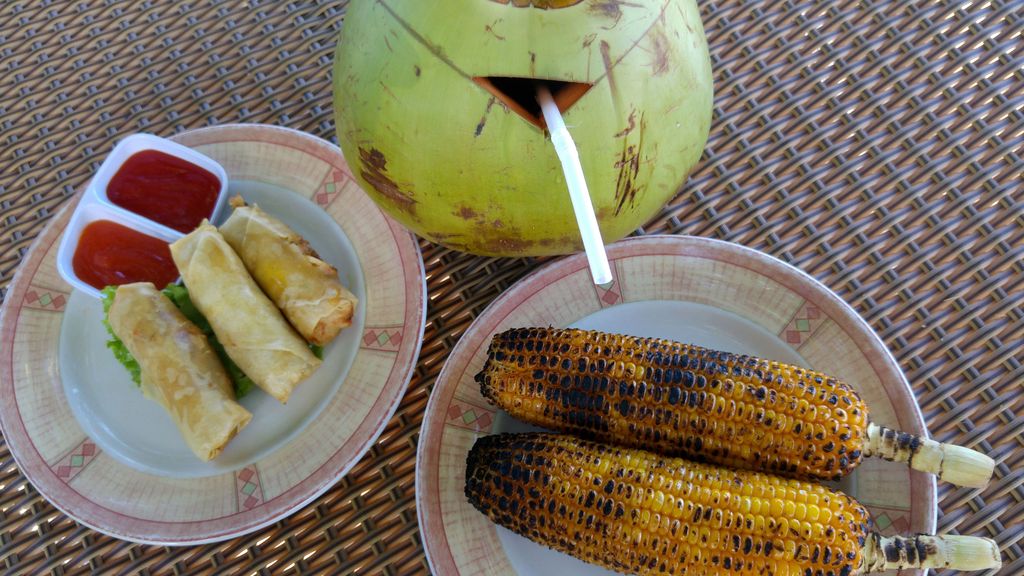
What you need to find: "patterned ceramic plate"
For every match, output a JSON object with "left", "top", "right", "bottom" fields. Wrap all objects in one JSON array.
[
  {"left": 0, "top": 124, "right": 426, "bottom": 544},
  {"left": 417, "top": 235, "right": 936, "bottom": 576}
]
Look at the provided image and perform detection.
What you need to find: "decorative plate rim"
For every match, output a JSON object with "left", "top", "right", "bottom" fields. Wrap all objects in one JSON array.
[
  {"left": 415, "top": 234, "right": 937, "bottom": 575},
  {"left": 0, "top": 124, "right": 427, "bottom": 545}
]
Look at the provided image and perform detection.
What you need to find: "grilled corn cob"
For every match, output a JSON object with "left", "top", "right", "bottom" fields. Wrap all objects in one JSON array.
[
  {"left": 477, "top": 328, "right": 994, "bottom": 487},
  {"left": 465, "top": 433, "right": 1001, "bottom": 575}
]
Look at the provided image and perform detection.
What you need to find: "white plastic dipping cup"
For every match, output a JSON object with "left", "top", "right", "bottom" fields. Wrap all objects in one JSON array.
[
  {"left": 89, "top": 133, "right": 230, "bottom": 225},
  {"left": 55, "top": 133, "right": 230, "bottom": 299},
  {"left": 56, "top": 202, "right": 184, "bottom": 299},
  {"left": 536, "top": 85, "right": 613, "bottom": 286}
]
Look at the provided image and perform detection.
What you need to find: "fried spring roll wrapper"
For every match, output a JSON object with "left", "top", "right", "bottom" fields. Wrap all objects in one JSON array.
[
  {"left": 220, "top": 197, "right": 357, "bottom": 346},
  {"left": 170, "top": 222, "right": 321, "bottom": 404},
  {"left": 108, "top": 283, "right": 252, "bottom": 461}
]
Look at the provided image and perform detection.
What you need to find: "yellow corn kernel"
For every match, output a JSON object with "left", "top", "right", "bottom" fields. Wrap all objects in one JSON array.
[
  {"left": 784, "top": 500, "right": 796, "bottom": 518},
  {"left": 818, "top": 507, "right": 832, "bottom": 524}
]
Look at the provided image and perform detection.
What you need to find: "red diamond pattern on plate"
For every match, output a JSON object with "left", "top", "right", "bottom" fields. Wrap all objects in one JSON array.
[
  {"left": 24, "top": 287, "right": 68, "bottom": 311},
  {"left": 779, "top": 303, "right": 824, "bottom": 348},
  {"left": 236, "top": 465, "right": 265, "bottom": 511},
  {"left": 475, "top": 411, "right": 493, "bottom": 430},
  {"left": 889, "top": 515, "right": 910, "bottom": 534},
  {"left": 596, "top": 280, "right": 622, "bottom": 307},
  {"left": 868, "top": 508, "right": 911, "bottom": 536},
  {"left": 446, "top": 400, "right": 495, "bottom": 433},
  {"left": 361, "top": 327, "right": 403, "bottom": 351},
  {"left": 50, "top": 439, "right": 99, "bottom": 483},
  {"left": 314, "top": 169, "right": 346, "bottom": 207}
]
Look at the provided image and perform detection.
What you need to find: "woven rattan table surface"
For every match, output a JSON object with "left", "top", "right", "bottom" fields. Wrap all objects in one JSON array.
[{"left": 0, "top": 1, "right": 1019, "bottom": 575}]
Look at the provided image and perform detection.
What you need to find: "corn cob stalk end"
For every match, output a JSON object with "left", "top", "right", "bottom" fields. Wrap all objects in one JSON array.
[
  {"left": 861, "top": 533, "right": 1001, "bottom": 573},
  {"left": 930, "top": 444, "right": 996, "bottom": 489},
  {"left": 863, "top": 423, "right": 995, "bottom": 488}
]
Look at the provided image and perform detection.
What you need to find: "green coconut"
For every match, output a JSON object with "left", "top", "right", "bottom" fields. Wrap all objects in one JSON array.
[{"left": 333, "top": 0, "right": 713, "bottom": 256}]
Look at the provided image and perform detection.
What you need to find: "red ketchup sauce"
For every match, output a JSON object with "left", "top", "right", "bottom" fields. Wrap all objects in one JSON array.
[
  {"left": 72, "top": 220, "right": 179, "bottom": 290},
  {"left": 106, "top": 150, "right": 220, "bottom": 233}
]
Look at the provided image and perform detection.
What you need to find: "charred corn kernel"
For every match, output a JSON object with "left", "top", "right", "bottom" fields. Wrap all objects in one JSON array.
[
  {"left": 465, "top": 433, "right": 868, "bottom": 576},
  {"left": 477, "top": 327, "right": 871, "bottom": 482}
]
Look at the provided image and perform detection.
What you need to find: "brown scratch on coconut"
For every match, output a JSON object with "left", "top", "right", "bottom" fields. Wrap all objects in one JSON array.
[
  {"left": 589, "top": 0, "right": 673, "bottom": 89},
  {"left": 614, "top": 109, "right": 637, "bottom": 138},
  {"left": 599, "top": 40, "right": 616, "bottom": 94},
  {"left": 378, "top": 81, "right": 400, "bottom": 102},
  {"left": 479, "top": 234, "right": 536, "bottom": 255},
  {"left": 537, "top": 234, "right": 580, "bottom": 252},
  {"left": 613, "top": 113, "right": 644, "bottom": 216},
  {"left": 484, "top": 20, "right": 506, "bottom": 41},
  {"left": 647, "top": 13, "right": 672, "bottom": 76},
  {"left": 358, "top": 147, "right": 416, "bottom": 214},
  {"left": 554, "top": 234, "right": 583, "bottom": 251},
  {"left": 456, "top": 205, "right": 479, "bottom": 220},
  {"left": 678, "top": 2, "right": 694, "bottom": 33},
  {"left": 589, "top": 1, "right": 642, "bottom": 22},
  {"left": 475, "top": 97, "right": 497, "bottom": 137},
  {"left": 488, "top": 0, "right": 585, "bottom": 8},
  {"left": 590, "top": 1, "right": 622, "bottom": 22}
]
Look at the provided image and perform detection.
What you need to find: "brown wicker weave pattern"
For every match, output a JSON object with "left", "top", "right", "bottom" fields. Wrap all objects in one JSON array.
[{"left": 0, "top": 1, "right": 1020, "bottom": 575}]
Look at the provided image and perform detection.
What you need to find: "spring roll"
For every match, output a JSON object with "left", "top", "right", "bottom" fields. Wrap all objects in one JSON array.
[
  {"left": 220, "top": 197, "right": 357, "bottom": 346},
  {"left": 108, "top": 282, "right": 252, "bottom": 461},
  {"left": 170, "top": 221, "right": 321, "bottom": 404}
]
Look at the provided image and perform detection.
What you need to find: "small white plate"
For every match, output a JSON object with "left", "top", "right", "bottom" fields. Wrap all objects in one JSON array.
[
  {"left": 0, "top": 124, "right": 427, "bottom": 545},
  {"left": 416, "top": 235, "right": 936, "bottom": 576}
]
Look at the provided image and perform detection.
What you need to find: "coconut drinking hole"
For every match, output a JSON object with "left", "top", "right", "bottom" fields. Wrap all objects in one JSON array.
[{"left": 473, "top": 77, "right": 592, "bottom": 129}]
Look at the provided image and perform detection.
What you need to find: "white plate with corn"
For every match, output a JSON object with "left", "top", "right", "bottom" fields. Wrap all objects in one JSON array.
[{"left": 417, "top": 235, "right": 999, "bottom": 576}]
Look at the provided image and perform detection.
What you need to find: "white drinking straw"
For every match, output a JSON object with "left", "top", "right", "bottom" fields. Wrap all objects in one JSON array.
[{"left": 536, "top": 84, "right": 613, "bottom": 286}]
